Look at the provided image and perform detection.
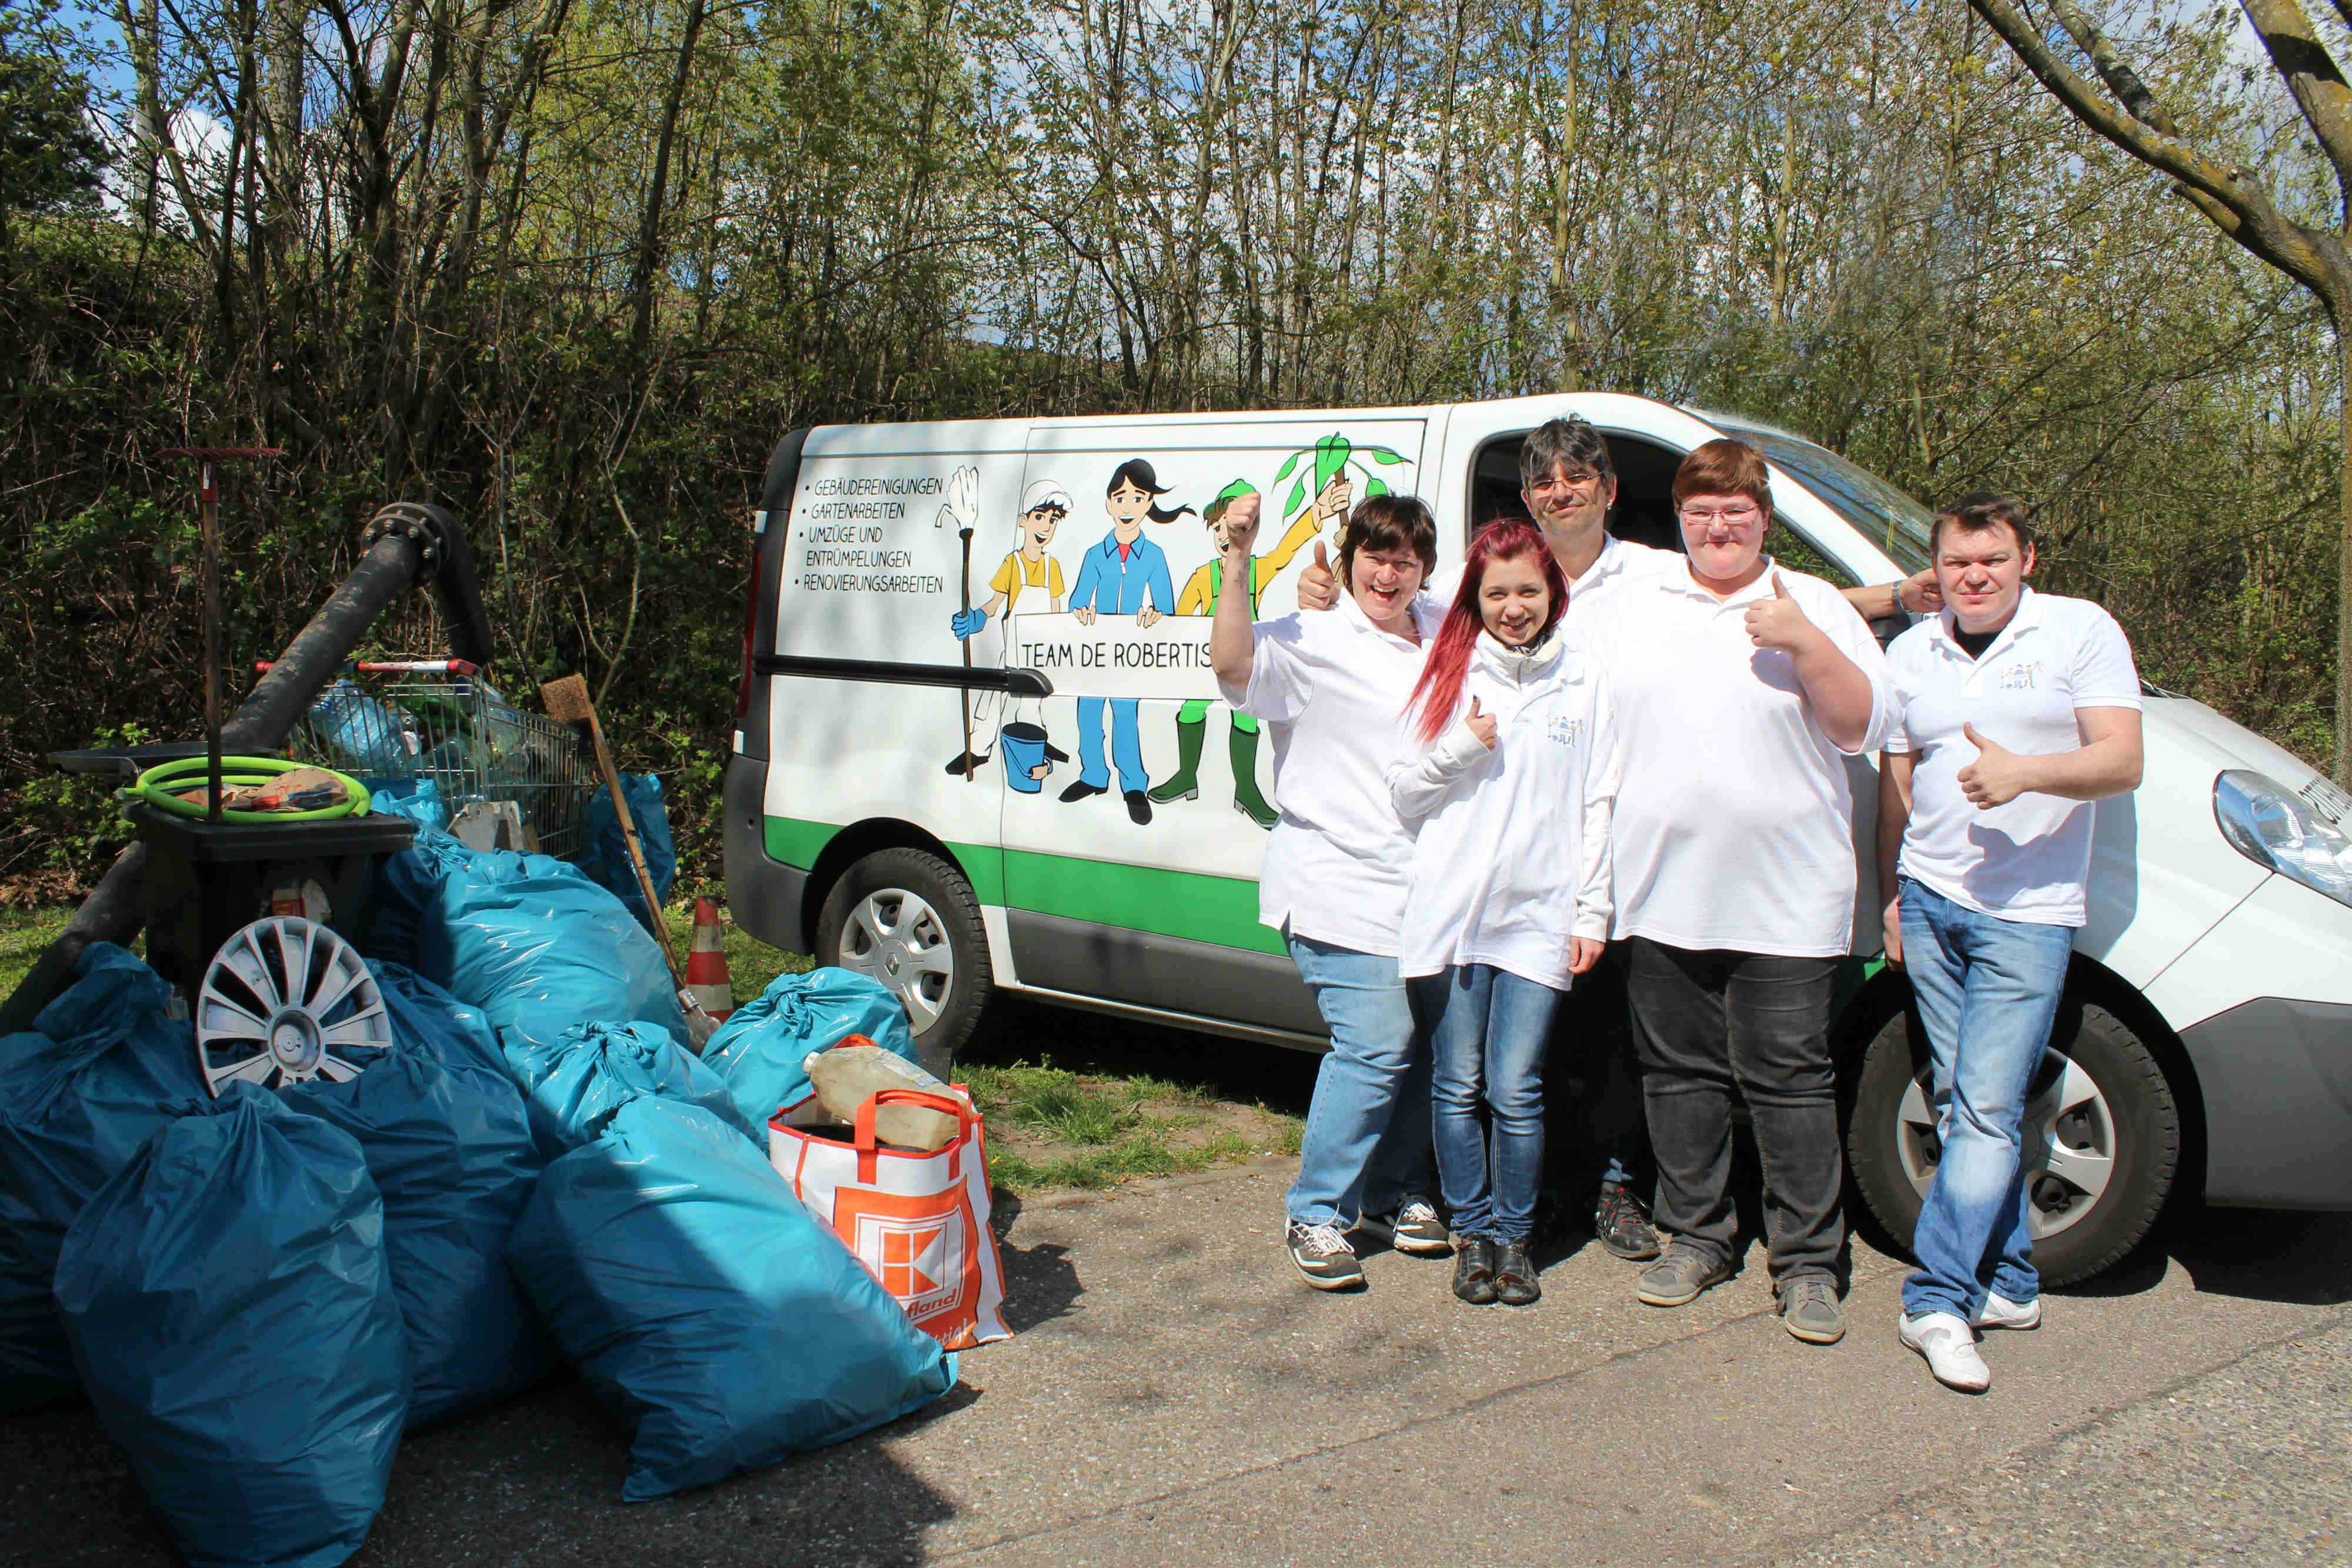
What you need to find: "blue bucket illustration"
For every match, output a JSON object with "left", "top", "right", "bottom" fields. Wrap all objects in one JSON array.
[{"left": 1000, "top": 723, "right": 1053, "bottom": 793}]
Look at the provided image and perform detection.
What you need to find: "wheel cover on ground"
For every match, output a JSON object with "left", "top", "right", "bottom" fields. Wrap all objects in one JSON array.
[
  {"left": 1893, "top": 1051, "right": 2117, "bottom": 1242},
  {"left": 836, "top": 887, "right": 954, "bottom": 1034}
]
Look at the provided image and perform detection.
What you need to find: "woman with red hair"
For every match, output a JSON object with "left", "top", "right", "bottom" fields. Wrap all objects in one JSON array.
[{"left": 1389, "top": 519, "right": 1622, "bottom": 1306}]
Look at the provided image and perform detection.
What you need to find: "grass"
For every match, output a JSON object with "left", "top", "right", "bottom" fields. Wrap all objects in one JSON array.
[
  {"left": 1, "top": 901, "right": 1306, "bottom": 1197},
  {"left": 958, "top": 1057, "right": 1301, "bottom": 1193}
]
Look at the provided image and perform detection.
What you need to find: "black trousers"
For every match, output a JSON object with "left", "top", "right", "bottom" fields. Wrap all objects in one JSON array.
[
  {"left": 1626, "top": 937, "right": 1843, "bottom": 1285},
  {"left": 1546, "top": 939, "right": 1651, "bottom": 1201}
]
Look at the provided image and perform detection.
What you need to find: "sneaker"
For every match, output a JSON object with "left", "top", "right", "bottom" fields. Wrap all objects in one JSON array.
[
  {"left": 1494, "top": 1240, "right": 1542, "bottom": 1306},
  {"left": 1358, "top": 1196, "right": 1452, "bottom": 1256},
  {"left": 1778, "top": 1275, "right": 1846, "bottom": 1345},
  {"left": 1594, "top": 1183, "right": 1662, "bottom": 1261},
  {"left": 1900, "top": 1310, "right": 1992, "bottom": 1392},
  {"left": 1636, "top": 1245, "right": 1731, "bottom": 1307},
  {"left": 1287, "top": 1222, "right": 1365, "bottom": 1291},
  {"left": 1452, "top": 1236, "right": 1499, "bottom": 1305},
  {"left": 1973, "top": 1292, "right": 2043, "bottom": 1332}
]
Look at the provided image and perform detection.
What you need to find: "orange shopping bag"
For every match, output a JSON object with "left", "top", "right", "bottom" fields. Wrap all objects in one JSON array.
[{"left": 768, "top": 1086, "right": 1011, "bottom": 1349}]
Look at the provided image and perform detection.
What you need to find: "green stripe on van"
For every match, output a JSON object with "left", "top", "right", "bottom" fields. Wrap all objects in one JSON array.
[{"left": 762, "top": 814, "right": 1281, "bottom": 955}]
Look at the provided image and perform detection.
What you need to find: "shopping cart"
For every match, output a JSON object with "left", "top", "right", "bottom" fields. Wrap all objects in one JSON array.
[{"left": 276, "top": 658, "right": 596, "bottom": 858}]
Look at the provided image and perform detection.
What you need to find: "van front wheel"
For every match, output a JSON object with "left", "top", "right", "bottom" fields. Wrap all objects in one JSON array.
[
  {"left": 1846, "top": 992, "right": 2180, "bottom": 1288},
  {"left": 816, "top": 848, "right": 991, "bottom": 1077}
]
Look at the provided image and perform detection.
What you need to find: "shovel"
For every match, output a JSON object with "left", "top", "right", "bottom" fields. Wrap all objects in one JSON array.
[{"left": 540, "top": 674, "right": 720, "bottom": 1051}]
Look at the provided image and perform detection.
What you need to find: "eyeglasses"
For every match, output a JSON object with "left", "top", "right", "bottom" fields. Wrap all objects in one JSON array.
[
  {"left": 1534, "top": 469, "right": 1603, "bottom": 490},
  {"left": 1679, "top": 503, "right": 1763, "bottom": 526}
]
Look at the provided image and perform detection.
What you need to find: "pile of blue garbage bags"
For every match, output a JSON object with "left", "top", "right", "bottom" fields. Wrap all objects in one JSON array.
[{"left": 0, "top": 825, "right": 947, "bottom": 1567}]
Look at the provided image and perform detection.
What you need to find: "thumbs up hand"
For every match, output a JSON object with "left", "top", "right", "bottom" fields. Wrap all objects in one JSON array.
[
  {"left": 1297, "top": 539, "right": 1339, "bottom": 611},
  {"left": 1956, "top": 721, "right": 2033, "bottom": 808},
  {"left": 1465, "top": 695, "right": 1497, "bottom": 750},
  {"left": 1744, "top": 571, "right": 1818, "bottom": 653}
]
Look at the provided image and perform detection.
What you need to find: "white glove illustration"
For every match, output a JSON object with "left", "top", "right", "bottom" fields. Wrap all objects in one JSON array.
[{"left": 937, "top": 464, "right": 981, "bottom": 531}]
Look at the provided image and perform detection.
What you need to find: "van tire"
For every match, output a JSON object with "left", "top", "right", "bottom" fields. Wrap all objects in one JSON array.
[
  {"left": 1845, "top": 991, "right": 2179, "bottom": 1289},
  {"left": 815, "top": 848, "right": 990, "bottom": 1076}
]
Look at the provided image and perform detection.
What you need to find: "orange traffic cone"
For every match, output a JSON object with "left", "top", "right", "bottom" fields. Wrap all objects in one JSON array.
[{"left": 686, "top": 898, "right": 734, "bottom": 1024}]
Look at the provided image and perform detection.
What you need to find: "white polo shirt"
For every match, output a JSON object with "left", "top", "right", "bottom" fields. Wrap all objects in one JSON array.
[
  {"left": 1586, "top": 559, "right": 1894, "bottom": 958},
  {"left": 1886, "top": 587, "right": 2141, "bottom": 927},
  {"left": 1388, "top": 630, "right": 1621, "bottom": 989},
  {"left": 1222, "top": 590, "right": 1446, "bottom": 956}
]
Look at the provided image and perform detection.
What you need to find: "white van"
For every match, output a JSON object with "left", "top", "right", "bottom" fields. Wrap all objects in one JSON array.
[{"left": 724, "top": 392, "right": 2352, "bottom": 1283}]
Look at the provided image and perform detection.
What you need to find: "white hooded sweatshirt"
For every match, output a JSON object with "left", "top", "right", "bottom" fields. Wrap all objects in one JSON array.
[{"left": 1388, "top": 628, "right": 1621, "bottom": 989}]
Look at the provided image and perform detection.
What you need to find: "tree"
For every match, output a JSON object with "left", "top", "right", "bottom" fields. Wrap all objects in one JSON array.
[
  {"left": 0, "top": 0, "right": 109, "bottom": 248},
  {"left": 1965, "top": 0, "right": 2352, "bottom": 784}
]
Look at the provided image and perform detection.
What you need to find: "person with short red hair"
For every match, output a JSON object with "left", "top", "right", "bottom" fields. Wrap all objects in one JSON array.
[{"left": 1581, "top": 437, "right": 1893, "bottom": 1346}]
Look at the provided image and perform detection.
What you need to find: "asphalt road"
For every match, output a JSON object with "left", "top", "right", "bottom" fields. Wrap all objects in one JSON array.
[{"left": 5, "top": 1144, "right": 2348, "bottom": 1568}]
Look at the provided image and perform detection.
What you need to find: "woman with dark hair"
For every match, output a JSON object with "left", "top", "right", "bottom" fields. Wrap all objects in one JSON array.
[
  {"left": 1211, "top": 492, "right": 1452, "bottom": 1290},
  {"left": 1389, "top": 519, "right": 1619, "bottom": 1306},
  {"left": 1103, "top": 457, "right": 1198, "bottom": 527},
  {"left": 1583, "top": 437, "right": 1892, "bottom": 1345}
]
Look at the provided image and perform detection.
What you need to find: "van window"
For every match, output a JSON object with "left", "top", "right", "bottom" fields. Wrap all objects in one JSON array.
[
  {"left": 1702, "top": 414, "right": 1934, "bottom": 575},
  {"left": 1469, "top": 432, "right": 1685, "bottom": 555},
  {"left": 1475, "top": 428, "right": 1863, "bottom": 588}
]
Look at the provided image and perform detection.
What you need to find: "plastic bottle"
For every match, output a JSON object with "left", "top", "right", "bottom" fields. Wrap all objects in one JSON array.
[{"left": 803, "top": 1041, "right": 960, "bottom": 1151}]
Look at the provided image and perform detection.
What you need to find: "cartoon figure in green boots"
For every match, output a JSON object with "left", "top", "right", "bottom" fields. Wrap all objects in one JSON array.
[{"left": 1148, "top": 479, "right": 1323, "bottom": 828}]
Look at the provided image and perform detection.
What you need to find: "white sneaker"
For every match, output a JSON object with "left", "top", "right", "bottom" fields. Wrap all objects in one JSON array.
[
  {"left": 1972, "top": 1292, "right": 2042, "bottom": 1331},
  {"left": 1899, "top": 1311, "right": 1992, "bottom": 1393}
]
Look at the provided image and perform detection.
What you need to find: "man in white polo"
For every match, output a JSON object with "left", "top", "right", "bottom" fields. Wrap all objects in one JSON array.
[{"left": 1877, "top": 492, "right": 2144, "bottom": 1392}]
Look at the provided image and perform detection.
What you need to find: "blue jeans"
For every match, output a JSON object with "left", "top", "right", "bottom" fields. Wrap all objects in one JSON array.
[
  {"left": 1077, "top": 697, "right": 1147, "bottom": 793},
  {"left": 1285, "top": 935, "right": 1434, "bottom": 1229},
  {"left": 1897, "top": 877, "right": 2076, "bottom": 1322},
  {"left": 1415, "top": 965, "right": 1562, "bottom": 1242}
]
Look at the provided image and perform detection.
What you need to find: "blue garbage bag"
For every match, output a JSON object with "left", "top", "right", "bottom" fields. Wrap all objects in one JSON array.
[
  {"left": 703, "top": 967, "right": 916, "bottom": 1131},
  {"left": 579, "top": 774, "right": 674, "bottom": 932},
  {"left": 54, "top": 1086, "right": 409, "bottom": 1568},
  {"left": 502, "top": 1018, "right": 755, "bottom": 1158},
  {"left": 370, "top": 828, "right": 683, "bottom": 1050},
  {"left": 365, "top": 774, "right": 447, "bottom": 831},
  {"left": 0, "top": 944, "right": 206, "bottom": 1412},
  {"left": 282, "top": 1046, "right": 550, "bottom": 1428},
  {"left": 369, "top": 958, "right": 512, "bottom": 1088},
  {"left": 506, "top": 1096, "right": 957, "bottom": 1501},
  {"left": 311, "top": 678, "right": 418, "bottom": 773}
]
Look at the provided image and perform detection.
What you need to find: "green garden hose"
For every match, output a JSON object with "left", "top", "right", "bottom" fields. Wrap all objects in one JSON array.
[{"left": 124, "top": 755, "right": 374, "bottom": 823}]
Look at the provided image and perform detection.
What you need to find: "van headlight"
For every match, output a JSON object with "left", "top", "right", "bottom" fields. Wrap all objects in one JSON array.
[{"left": 2214, "top": 770, "right": 2352, "bottom": 909}]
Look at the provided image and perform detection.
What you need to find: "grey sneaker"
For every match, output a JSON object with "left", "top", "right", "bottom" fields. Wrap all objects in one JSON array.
[
  {"left": 1358, "top": 1196, "right": 1452, "bottom": 1256},
  {"left": 1287, "top": 1221, "right": 1365, "bottom": 1290},
  {"left": 1779, "top": 1275, "right": 1846, "bottom": 1344},
  {"left": 1636, "top": 1245, "right": 1731, "bottom": 1307}
]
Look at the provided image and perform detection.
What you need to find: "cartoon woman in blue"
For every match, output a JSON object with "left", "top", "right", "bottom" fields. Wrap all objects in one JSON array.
[{"left": 1062, "top": 458, "right": 1187, "bottom": 824}]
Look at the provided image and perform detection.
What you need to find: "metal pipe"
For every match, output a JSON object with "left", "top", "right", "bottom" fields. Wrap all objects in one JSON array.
[{"left": 0, "top": 527, "right": 430, "bottom": 1035}]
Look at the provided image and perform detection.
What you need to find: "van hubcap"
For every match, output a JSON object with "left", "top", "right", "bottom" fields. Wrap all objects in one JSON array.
[
  {"left": 837, "top": 888, "right": 953, "bottom": 1035},
  {"left": 1895, "top": 1049, "right": 2117, "bottom": 1241}
]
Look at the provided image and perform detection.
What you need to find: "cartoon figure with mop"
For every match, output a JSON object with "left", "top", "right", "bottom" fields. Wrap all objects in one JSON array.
[
  {"left": 1148, "top": 478, "right": 1323, "bottom": 828},
  {"left": 945, "top": 475, "right": 1073, "bottom": 786}
]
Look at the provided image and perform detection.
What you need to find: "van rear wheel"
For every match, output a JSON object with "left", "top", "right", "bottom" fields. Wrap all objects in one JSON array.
[{"left": 815, "top": 848, "right": 990, "bottom": 1076}]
